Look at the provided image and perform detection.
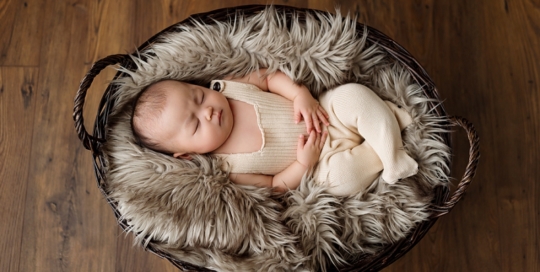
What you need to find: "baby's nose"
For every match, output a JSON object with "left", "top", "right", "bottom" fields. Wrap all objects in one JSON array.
[{"left": 205, "top": 106, "right": 213, "bottom": 121}]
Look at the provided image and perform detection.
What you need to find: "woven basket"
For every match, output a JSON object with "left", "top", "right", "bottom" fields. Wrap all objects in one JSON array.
[{"left": 73, "top": 5, "right": 479, "bottom": 271}]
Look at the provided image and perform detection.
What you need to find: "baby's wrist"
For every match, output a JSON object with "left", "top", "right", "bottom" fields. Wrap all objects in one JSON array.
[
  {"left": 292, "top": 86, "right": 310, "bottom": 101},
  {"left": 295, "top": 159, "right": 309, "bottom": 169},
  {"left": 296, "top": 159, "right": 314, "bottom": 169}
]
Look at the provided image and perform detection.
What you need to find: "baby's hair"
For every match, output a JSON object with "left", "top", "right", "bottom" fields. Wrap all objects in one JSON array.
[{"left": 131, "top": 80, "right": 170, "bottom": 153}]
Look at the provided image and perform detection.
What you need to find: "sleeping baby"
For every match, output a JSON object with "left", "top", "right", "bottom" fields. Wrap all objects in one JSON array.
[{"left": 131, "top": 69, "right": 417, "bottom": 196}]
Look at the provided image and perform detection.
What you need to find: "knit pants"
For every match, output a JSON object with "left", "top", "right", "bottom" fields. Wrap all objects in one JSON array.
[{"left": 314, "top": 84, "right": 418, "bottom": 196}]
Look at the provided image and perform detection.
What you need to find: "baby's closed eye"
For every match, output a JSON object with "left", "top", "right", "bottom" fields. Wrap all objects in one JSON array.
[{"left": 199, "top": 92, "right": 205, "bottom": 104}]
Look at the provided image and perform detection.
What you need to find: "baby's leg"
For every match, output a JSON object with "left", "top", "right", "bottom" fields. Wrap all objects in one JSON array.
[
  {"left": 324, "top": 142, "right": 383, "bottom": 196},
  {"left": 329, "top": 84, "right": 418, "bottom": 183}
]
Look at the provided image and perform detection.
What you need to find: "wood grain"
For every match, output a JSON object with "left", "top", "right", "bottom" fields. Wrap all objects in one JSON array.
[
  {"left": 0, "top": 0, "right": 538, "bottom": 271},
  {"left": 18, "top": 0, "right": 118, "bottom": 271},
  {"left": 0, "top": 0, "right": 44, "bottom": 66},
  {"left": 0, "top": 67, "right": 38, "bottom": 272}
]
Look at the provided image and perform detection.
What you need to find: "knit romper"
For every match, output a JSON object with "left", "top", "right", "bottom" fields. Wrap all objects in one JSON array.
[{"left": 212, "top": 80, "right": 305, "bottom": 175}]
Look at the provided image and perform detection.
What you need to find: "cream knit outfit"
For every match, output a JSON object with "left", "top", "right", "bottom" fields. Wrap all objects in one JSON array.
[
  {"left": 214, "top": 80, "right": 418, "bottom": 196},
  {"left": 314, "top": 83, "right": 418, "bottom": 196},
  {"left": 213, "top": 80, "right": 306, "bottom": 175}
]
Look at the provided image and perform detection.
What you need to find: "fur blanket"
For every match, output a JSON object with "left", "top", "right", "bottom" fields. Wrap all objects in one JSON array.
[{"left": 102, "top": 7, "right": 450, "bottom": 271}]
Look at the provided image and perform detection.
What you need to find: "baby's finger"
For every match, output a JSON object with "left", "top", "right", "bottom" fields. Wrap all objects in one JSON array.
[
  {"left": 319, "top": 105, "right": 329, "bottom": 119},
  {"left": 317, "top": 109, "right": 330, "bottom": 126},
  {"left": 304, "top": 113, "right": 314, "bottom": 133},
  {"left": 297, "top": 134, "right": 305, "bottom": 150},
  {"left": 295, "top": 111, "right": 302, "bottom": 124},
  {"left": 312, "top": 113, "right": 321, "bottom": 133},
  {"left": 306, "top": 130, "right": 316, "bottom": 145},
  {"left": 317, "top": 106, "right": 329, "bottom": 121},
  {"left": 313, "top": 130, "right": 322, "bottom": 145}
]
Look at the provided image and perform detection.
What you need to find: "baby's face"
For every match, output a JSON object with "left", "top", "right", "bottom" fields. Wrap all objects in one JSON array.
[{"left": 155, "top": 80, "right": 233, "bottom": 158}]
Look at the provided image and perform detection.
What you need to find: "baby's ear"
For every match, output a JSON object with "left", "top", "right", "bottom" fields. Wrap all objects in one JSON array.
[{"left": 173, "top": 152, "right": 192, "bottom": 160}]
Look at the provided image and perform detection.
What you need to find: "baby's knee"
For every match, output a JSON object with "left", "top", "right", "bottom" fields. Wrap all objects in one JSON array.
[
  {"left": 330, "top": 83, "right": 375, "bottom": 100},
  {"left": 327, "top": 84, "right": 384, "bottom": 117}
]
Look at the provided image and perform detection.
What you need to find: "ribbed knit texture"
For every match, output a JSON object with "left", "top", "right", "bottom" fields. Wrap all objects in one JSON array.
[{"left": 213, "top": 80, "right": 306, "bottom": 175}]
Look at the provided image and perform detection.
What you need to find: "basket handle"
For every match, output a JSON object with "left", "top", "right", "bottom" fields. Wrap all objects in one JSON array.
[
  {"left": 431, "top": 116, "right": 480, "bottom": 218},
  {"left": 73, "top": 54, "right": 130, "bottom": 150}
]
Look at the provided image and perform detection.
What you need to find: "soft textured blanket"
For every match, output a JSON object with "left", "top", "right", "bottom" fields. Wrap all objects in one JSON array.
[{"left": 102, "top": 7, "right": 450, "bottom": 271}]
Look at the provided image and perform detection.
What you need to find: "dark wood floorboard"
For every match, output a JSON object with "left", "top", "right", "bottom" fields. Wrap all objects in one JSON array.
[
  {"left": 0, "top": 0, "right": 538, "bottom": 271},
  {"left": 0, "top": 67, "right": 38, "bottom": 272}
]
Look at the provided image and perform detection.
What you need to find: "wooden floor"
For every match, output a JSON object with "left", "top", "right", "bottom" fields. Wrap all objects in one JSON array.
[{"left": 1, "top": 0, "right": 538, "bottom": 271}]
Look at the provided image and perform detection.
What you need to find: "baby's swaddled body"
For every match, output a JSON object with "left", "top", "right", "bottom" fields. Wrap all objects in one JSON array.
[{"left": 215, "top": 80, "right": 417, "bottom": 196}]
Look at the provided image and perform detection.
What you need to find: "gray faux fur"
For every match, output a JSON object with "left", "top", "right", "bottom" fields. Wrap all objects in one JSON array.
[{"left": 102, "top": 7, "right": 450, "bottom": 271}]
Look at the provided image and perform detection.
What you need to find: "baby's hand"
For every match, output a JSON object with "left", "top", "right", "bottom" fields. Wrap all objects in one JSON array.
[
  {"left": 293, "top": 91, "right": 329, "bottom": 133},
  {"left": 296, "top": 131, "right": 328, "bottom": 168}
]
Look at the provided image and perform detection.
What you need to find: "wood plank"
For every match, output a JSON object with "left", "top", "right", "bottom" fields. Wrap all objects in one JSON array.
[
  {"left": 0, "top": 0, "right": 17, "bottom": 63},
  {"left": 0, "top": 67, "right": 38, "bottom": 272},
  {"left": 116, "top": 235, "right": 178, "bottom": 272},
  {"left": 0, "top": 0, "right": 44, "bottom": 66},
  {"left": 18, "top": 0, "right": 121, "bottom": 271}
]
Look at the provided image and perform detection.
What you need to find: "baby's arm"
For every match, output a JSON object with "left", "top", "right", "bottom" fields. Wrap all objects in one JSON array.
[
  {"left": 230, "top": 130, "right": 327, "bottom": 192},
  {"left": 229, "top": 162, "right": 306, "bottom": 192},
  {"left": 226, "top": 69, "right": 329, "bottom": 133}
]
